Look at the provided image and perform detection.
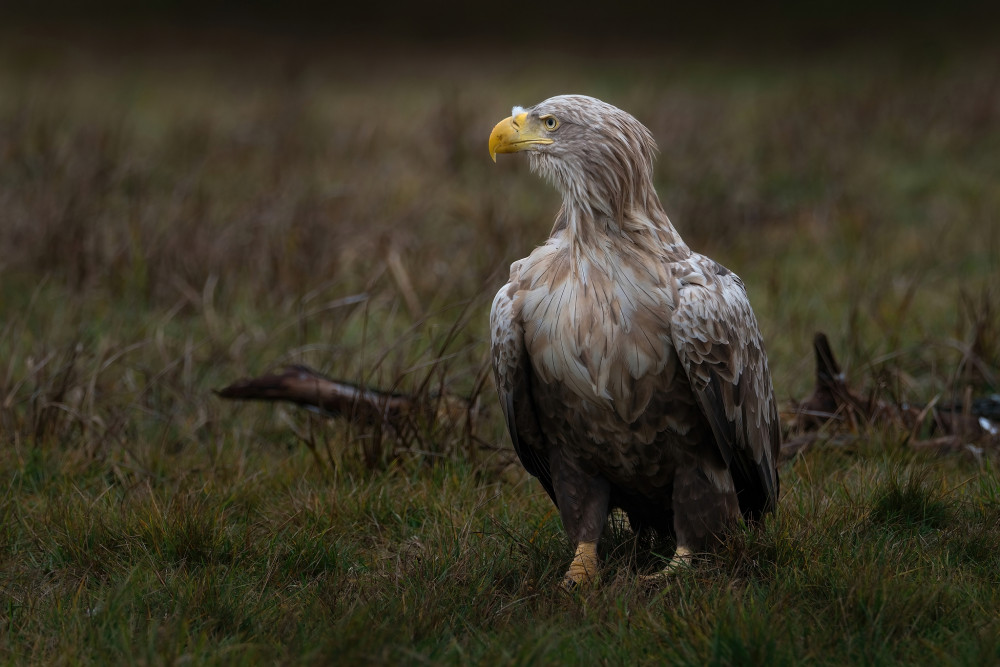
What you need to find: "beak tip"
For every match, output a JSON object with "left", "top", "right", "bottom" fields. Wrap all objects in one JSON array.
[{"left": 489, "top": 115, "right": 513, "bottom": 164}]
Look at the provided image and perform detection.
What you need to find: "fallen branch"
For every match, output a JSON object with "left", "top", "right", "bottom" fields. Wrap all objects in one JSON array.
[{"left": 215, "top": 365, "right": 479, "bottom": 447}]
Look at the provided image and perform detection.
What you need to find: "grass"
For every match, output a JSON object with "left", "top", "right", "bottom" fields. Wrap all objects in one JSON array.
[{"left": 2, "top": 29, "right": 1000, "bottom": 664}]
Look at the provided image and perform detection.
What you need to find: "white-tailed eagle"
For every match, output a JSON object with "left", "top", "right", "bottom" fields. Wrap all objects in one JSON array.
[{"left": 488, "top": 95, "right": 780, "bottom": 588}]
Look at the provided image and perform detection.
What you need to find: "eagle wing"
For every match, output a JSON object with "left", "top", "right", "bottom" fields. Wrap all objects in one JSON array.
[
  {"left": 490, "top": 282, "right": 557, "bottom": 504},
  {"left": 670, "top": 267, "right": 780, "bottom": 519}
]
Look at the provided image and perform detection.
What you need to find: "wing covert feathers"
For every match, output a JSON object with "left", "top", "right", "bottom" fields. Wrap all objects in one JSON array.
[
  {"left": 490, "top": 282, "right": 556, "bottom": 503},
  {"left": 671, "top": 271, "right": 781, "bottom": 518}
]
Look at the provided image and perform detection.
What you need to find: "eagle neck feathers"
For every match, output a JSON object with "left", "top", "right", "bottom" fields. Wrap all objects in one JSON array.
[{"left": 556, "top": 194, "right": 691, "bottom": 282}]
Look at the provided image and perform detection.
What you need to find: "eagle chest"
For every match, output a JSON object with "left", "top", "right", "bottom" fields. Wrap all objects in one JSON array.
[{"left": 515, "top": 253, "right": 691, "bottom": 448}]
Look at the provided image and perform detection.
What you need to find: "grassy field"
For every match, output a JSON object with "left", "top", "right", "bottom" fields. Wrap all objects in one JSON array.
[{"left": 2, "top": 31, "right": 1000, "bottom": 664}]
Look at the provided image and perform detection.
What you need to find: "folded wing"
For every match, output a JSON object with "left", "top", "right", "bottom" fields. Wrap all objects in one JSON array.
[{"left": 670, "top": 271, "right": 780, "bottom": 519}]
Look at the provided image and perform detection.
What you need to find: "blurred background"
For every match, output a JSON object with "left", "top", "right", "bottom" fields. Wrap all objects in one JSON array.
[{"left": 1, "top": 2, "right": 998, "bottom": 448}]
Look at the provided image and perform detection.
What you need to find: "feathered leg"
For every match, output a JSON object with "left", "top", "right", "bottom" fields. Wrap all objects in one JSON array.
[
  {"left": 550, "top": 452, "right": 610, "bottom": 589},
  {"left": 643, "top": 463, "right": 739, "bottom": 582}
]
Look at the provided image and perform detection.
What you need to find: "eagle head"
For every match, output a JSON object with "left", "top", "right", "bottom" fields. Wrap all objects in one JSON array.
[{"left": 489, "top": 94, "right": 658, "bottom": 221}]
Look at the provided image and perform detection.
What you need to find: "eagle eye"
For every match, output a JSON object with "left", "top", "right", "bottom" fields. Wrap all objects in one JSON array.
[{"left": 541, "top": 115, "right": 559, "bottom": 130}]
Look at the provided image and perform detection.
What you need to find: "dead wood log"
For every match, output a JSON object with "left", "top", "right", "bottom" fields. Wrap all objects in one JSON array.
[
  {"left": 782, "top": 332, "right": 999, "bottom": 460},
  {"left": 215, "top": 365, "right": 479, "bottom": 447}
]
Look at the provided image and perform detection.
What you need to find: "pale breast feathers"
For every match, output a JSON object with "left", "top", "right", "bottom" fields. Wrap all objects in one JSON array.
[{"left": 507, "top": 237, "right": 679, "bottom": 424}]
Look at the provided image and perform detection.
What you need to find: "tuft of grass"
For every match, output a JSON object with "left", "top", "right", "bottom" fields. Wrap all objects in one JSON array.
[{"left": 867, "top": 467, "right": 951, "bottom": 531}]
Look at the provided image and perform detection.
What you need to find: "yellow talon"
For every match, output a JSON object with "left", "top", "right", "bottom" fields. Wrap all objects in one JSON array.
[
  {"left": 561, "top": 541, "right": 599, "bottom": 589},
  {"left": 639, "top": 545, "right": 695, "bottom": 584}
]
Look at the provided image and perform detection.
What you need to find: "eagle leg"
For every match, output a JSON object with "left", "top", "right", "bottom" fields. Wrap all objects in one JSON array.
[
  {"left": 550, "top": 454, "right": 610, "bottom": 588},
  {"left": 664, "top": 463, "right": 740, "bottom": 573}
]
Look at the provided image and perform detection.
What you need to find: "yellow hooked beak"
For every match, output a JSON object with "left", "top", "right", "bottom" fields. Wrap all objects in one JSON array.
[{"left": 489, "top": 112, "right": 554, "bottom": 162}]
